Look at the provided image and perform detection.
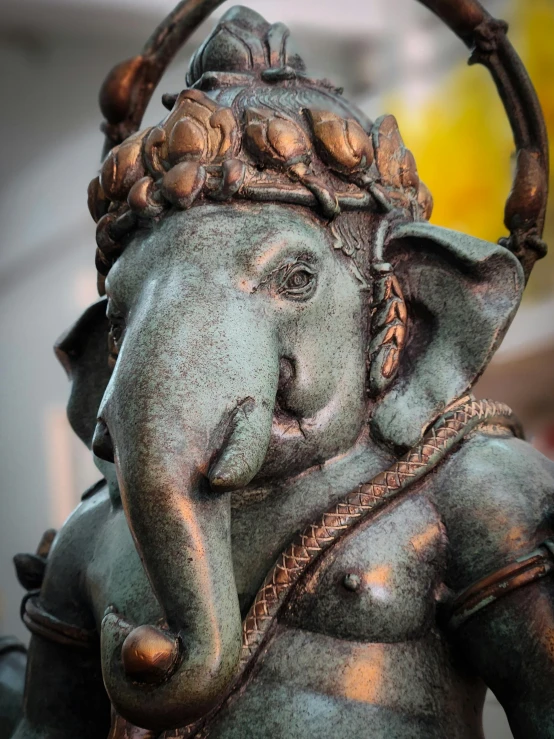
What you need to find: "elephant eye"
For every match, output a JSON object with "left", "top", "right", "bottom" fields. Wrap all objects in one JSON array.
[
  {"left": 277, "top": 263, "right": 316, "bottom": 301},
  {"left": 107, "top": 316, "right": 125, "bottom": 368}
]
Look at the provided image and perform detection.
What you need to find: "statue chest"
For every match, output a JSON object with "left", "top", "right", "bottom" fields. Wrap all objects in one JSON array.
[{"left": 281, "top": 493, "right": 448, "bottom": 643}]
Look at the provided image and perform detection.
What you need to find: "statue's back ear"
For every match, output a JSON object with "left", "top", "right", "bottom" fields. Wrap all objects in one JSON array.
[
  {"left": 371, "top": 222, "right": 524, "bottom": 450},
  {"left": 54, "top": 299, "right": 111, "bottom": 448}
]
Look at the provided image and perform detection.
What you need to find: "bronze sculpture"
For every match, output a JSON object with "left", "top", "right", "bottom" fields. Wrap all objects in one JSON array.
[{"left": 1, "top": 0, "right": 553, "bottom": 736}]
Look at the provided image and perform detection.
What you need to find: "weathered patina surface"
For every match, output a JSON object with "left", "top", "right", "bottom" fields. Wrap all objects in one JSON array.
[{"left": 2, "top": 1, "right": 553, "bottom": 737}]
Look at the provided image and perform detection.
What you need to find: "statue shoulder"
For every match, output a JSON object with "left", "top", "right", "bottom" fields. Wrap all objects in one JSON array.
[
  {"left": 37, "top": 480, "right": 110, "bottom": 628},
  {"left": 431, "top": 430, "right": 554, "bottom": 592}
]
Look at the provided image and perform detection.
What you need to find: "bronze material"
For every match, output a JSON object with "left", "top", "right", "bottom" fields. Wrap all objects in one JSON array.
[
  {"left": 244, "top": 108, "right": 311, "bottom": 169},
  {"left": 239, "top": 399, "right": 521, "bottom": 668},
  {"left": 5, "top": 2, "right": 552, "bottom": 736},
  {"left": 101, "top": 131, "right": 149, "bottom": 202},
  {"left": 306, "top": 109, "right": 374, "bottom": 174},
  {"left": 448, "top": 541, "right": 554, "bottom": 632},
  {"left": 95, "top": 0, "right": 548, "bottom": 279},
  {"left": 342, "top": 573, "right": 362, "bottom": 592},
  {"left": 88, "top": 0, "right": 549, "bottom": 290},
  {"left": 417, "top": 0, "right": 486, "bottom": 35},
  {"left": 143, "top": 127, "right": 167, "bottom": 176},
  {"left": 170, "top": 398, "right": 521, "bottom": 738},
  {"left": 92, "top": 418, "right": 115, "bottom": 463},
  {"left": 373, "top": 115, "right": 407, "bottom": 191},
  {"left": 367, "top": 263, "right": 408, "bottom": 396},
  {"left": 13, "top": 529, "right": 57, "bottom": 593},
  {"left": 418, "top": 0, "right": 549, "bottom": 279},
  {"left": 0, "top": 638, "right": 26, "bottom": 660},
  {"left": 13, "top": 556, "right": 47, "bottom": 593},
  {"left": 121, "top": 626, "right": 180, "bottom": 685},
  {"left": 108, "top": 710, "right": 156, "bottom": 739},
  {"left": 89, "top": 99, "right": 432, "bottom": 288},
  {"left": 35, "top": 530, "right": 56, "bottom": 559},
  {"left": 212, "top": 159, "right": 246, "bottom": 200},
  {"left": 99, "top": 0, "right": 226, "bottom": 153},
  {"left": 416, "top": 180, "right": 434, "bottom": 221},
  {"left": 22, "top": 596, "right": 97, "bottom": 650},
  {"left": 165, "top": 90, "right": 239, "bottom": 166},
  {"left": 505, "top": 149, "right": 549, "bottom": 235},
  {"left": 371, "top": 114, "right": 422, "bottom": 216},
  {"left": 161, "top": 162, "right": 207, "bottom": 210},
  {"left": 100, "top": 56, "right": 146, "bottom": 127},
  {"left": 96, "top": 213, "right": 122, "bottom": 259},
  {"left": 88, "top": 176, "right": 110, "bottom": 223},
  {"left": 95, "top": 247, "right": 114, "bottom": 277},
  {"left": 127, "top": 177, "right": 165, "bottom": 217}
]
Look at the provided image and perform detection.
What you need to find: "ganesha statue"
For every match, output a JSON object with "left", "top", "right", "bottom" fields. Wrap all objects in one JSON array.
[{"left": 1, "top": 0, "right": 553, "bottom": 737}]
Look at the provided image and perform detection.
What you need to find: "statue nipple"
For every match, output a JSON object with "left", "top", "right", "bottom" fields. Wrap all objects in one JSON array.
[{"left": 342, "top": 573, "right": 362, "bottom": 592}]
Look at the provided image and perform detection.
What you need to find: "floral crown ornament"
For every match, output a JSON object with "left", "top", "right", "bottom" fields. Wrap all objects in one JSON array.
[
  {"left": 91, "top": 0, "right": 547, "bottom": 277},
  {"left": 89, "top": 92, "right": 434, "bottom": 285},
  {"left": 89, "top": 0, "right": 548, "bottom": 398}
]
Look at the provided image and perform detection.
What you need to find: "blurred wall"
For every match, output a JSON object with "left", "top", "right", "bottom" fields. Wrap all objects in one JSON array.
[{"left": 0, "top": 2, "right": 552, "bottom": 737}]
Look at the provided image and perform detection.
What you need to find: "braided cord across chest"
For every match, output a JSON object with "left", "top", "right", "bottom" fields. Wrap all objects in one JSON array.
[
  {"left": 154, "top": 397, "right": 520, "bottom": 739},
  {"left": 239, "top": 397, "right": 520, "bottom": 667}
]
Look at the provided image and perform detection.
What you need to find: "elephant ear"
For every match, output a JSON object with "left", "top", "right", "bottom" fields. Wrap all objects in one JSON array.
[
  {"left": 54, "top": 299, "right": 111, "bottom": 448},
  {"left": 370, "top": 222, "right": 524, "bottom": 450}
]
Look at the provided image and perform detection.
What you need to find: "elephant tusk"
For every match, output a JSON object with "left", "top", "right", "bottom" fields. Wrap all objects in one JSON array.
[{"left": 208, "top": 397, "right": 273, "bottom": 493}]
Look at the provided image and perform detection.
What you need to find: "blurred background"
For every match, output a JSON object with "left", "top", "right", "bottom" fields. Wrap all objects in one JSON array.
[{"left": 0, "top": 0, "right": 553, "bottom": 736}]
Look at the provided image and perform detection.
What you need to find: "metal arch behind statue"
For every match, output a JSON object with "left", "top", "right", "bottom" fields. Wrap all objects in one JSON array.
[{"left": 98, "top": 0, "right": 548, "bottom": 283}]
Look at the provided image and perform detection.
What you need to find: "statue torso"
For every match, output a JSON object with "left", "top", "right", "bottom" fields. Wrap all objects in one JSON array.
[
  {"left": 284, "top": 493, "right": 446, "bottom": 642},
  {"left": 203, "top": 490, "right": 485, "bottom": 739},
  {"left": 85, "top": 463, "right": 487, "bottom": 738}
]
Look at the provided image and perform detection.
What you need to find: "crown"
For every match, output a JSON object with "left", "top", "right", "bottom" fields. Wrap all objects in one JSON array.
[
  {"left": 89, "top": 1, "right": 548, "bottom": 294},
  {"left": 89, "top": 8, "right": 433, "bottom": 293},
  {"left": 186, "top": 5, "right": 307, "bottom": 84}
]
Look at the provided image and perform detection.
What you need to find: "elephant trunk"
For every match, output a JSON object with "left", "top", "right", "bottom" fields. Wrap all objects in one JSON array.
[{"left": 95, "top": 295, "right": 278, "bottom": 730}]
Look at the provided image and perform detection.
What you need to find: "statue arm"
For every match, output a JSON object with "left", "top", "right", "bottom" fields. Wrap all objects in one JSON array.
[
  {"left": 436, "top": 432, "right": 554, "bottom": 738},
  {"left": 452, "top": 577, "right": 554, "bottom": 738},
  {"left": 12, "top": 491, "right": 111, "bottom": 739},
  {"left": 11, "top": 635, "right": 110, "bottom": 739}
]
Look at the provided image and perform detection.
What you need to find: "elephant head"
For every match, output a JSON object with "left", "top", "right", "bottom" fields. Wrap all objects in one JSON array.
[
  {"left": 56, "top": 1, "right": 546, "bottom": 732},
  {"left": 93, "top": 202, "right": 376, "bottom": 729}
]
